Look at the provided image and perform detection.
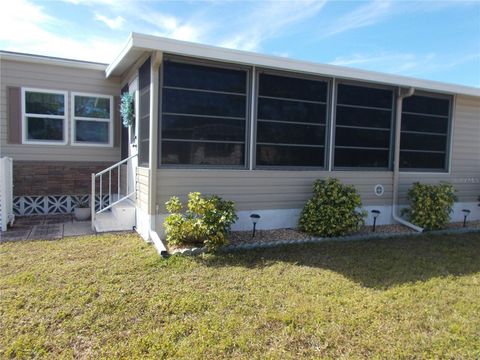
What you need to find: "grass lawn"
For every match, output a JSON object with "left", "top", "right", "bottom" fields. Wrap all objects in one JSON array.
[{"left": 1, "top": 233, "right": 480, "bottom": 359}]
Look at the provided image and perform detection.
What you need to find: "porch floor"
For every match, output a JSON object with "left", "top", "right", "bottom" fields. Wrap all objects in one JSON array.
[{"left": 0, "top": 214, "right": 95, "bottom": 243}]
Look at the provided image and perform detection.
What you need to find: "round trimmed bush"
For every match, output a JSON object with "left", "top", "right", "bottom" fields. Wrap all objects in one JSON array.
[
  {"left": 406, "top": 182, "right": 456, "bottom": 230},
  {"left": 299, "top": 178, "right": 366, "bottom": 237}
]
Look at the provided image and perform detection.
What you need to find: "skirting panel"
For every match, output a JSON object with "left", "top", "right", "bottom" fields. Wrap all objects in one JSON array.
[
  {"left": 13, "top": 195, "right": 110, "bottom": 216},
  {"left": 155, "top": 201, "right": 480, "bottom": 233}
]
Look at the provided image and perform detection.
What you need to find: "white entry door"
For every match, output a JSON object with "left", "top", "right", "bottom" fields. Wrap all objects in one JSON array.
[{"left": 127, "top": 90, "right": 139, "bottom": 196}]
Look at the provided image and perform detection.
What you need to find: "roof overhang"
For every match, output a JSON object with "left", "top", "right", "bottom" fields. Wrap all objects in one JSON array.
[{"left": 107, "top": 33, "right": 480, "bottom": 97}]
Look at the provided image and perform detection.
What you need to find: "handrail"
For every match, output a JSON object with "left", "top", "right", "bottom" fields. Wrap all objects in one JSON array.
[
  {"left": 91, "top": 154, "right": 138, "bottom": 230},
  {"left": 95, "top": 153, "right": 137, "bottom": 177}
]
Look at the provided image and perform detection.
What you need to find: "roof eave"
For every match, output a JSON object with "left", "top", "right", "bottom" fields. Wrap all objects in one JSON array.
[
  {"left": 108, "top": 32, "right": 480, "bottom": 97},
  {"left": 0, "top": 51, "right": 107, "bottom": 71}
]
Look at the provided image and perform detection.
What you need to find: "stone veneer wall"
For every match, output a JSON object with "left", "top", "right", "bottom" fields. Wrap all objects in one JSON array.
[{"left": 13, "top": 161, "right": 118, "bottom": 196}]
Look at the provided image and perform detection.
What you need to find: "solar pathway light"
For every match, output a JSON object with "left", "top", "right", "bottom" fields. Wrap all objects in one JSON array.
[
  {"left": 371, "top": 210, "right": 381, "bottom": 232},
  {"left": 462, "top": 209, "right": 471, "bottom": 228},
  {"left": 250, "top": 213, "right": 261, "bottom": 238}
]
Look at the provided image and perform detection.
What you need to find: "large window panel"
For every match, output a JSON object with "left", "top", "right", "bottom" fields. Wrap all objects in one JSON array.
[
  {"left": 163, "top": 88, "right": 246, "bottom": 118},
  {"left": 22, "top": 88, "right": 67, "bottom": 145},
  {"left": 400, "top": 94, "right": 451, "bottom": 171},
  {"left": 335, "top": 148, "right": 389, "bottom": 168},
  {"left": 258, "top": 97, "right": 326, "bottom": 124},
  {"left": 162, "top": 141, "right": 244, "bottom": 165},
  {"left": 162, "top": 115, "right": 245, "bottom": 142},
  {"left": 334, "top": 83, "right": 393, "bottom": 168},
  {"left": 401, "top": 113, "right": 449, "bottom": 134},
  {"left": 256, "top": 72, "right": 328, "bottom": 167},
  {"left": 258, "top": 73, "right": 327, "bottom": 102},
  {"left": 163, "top": 61, "right": 246, "bottom": 93},
  {"left": 257, "top": 121, "right": 325, "bottom": 145},
  {"left": 335, "top": 127, "right": 390, "bottom": 149},
  {"left": 337, "top": 84, "right": 392, "bottom": 109},
  {"left": 160, "top": 60, "right": 248, "bottom": 166},
  {"left": 257, "top": 145, "right": 324, "bottom": 167},
  {"left": 335, "top": 106, "right": 391, "bottom": 129},
  {"left": 399, "top": 151, "right": 446, "bottom": 170}
]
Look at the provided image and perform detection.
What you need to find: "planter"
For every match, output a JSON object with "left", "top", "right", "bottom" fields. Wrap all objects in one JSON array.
[{"left": 74, "top": 207, "right": 91, "bottom": 221}]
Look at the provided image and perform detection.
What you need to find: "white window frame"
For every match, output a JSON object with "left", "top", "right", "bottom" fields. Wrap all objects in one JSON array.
[
  {"left": 71, "top": 92, "right": 114, "bottom": 147},
  {"left": 21, "top": 87, "right": 68, "bottom": 145}
]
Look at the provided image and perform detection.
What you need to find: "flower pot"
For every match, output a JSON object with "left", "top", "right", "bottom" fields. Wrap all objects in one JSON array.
[{"left": 74, "top": 207, "right": 91, "bottom": 221}]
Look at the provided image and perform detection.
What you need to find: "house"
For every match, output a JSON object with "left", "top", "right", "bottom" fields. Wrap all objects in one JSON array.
[{"left": 1, "top": 32, "right": 479, "bottom": 249}]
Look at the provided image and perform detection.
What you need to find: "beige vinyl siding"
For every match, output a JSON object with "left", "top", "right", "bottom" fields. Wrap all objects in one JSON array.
[
  {"left": 0, "top": 59, "right": 121, "bottom": 162},
  {"left": 398, "top": 95, "right": 480, "bottom": 203},
  {"left": 136, "top": 167, "right": 149, "bottom": 211},
  {"left": 156, "top": 170, "right": 393, "bottom": 211}
]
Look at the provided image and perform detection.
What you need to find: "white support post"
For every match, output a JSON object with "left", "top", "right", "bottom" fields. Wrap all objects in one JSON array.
[
  {"left": 0, "top": 157, "right": 14, "bottom": 231},
  {"left": 148, "top": 51, "right": 162, "bottom": 235},
  {"left": 91, "top": 173, "right": 95, "bottom": 230}
]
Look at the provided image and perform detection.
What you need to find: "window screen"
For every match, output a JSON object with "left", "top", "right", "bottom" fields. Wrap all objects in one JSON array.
[
  {"left": 256, "top": 72, "right": 328, "bottom": 167},
  {"left": 138, "top": 57, "right": 151, "bottom": 167},
  {"left": 160, "top": 60, "right": 247, "bottom": 166},
  {"left": 334, "top": 83, "right": 393, "bottom": 168},
  {"left": 400, "top": 94, "right": 451, "bottom": 171}
]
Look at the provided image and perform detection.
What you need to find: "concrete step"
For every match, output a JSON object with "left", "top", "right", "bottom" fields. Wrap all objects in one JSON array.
[{"left": 93, "top": 198, "right": 136, "bottom": 233}]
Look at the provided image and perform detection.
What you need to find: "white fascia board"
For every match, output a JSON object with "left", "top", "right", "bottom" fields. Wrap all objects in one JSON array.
[
  {"left": 0, "top": 51, "right": 107, "bottom": 71},
  {"left": 107, "top": 32, "right": 480, "bottom": 97},
  {"left": 105, "top": 33, "right": 134, "bottom": 78}
]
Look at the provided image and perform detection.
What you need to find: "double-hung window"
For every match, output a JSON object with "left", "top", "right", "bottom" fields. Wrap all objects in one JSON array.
[
  {"left": 72, "top": 93, "right": 113, "bottom": 146},
  {"left": 400, "top": 94, "right": 452, "bottom": 171},
  {"left": 255, "top": 72, "right": 329, "bottom": 167},
  {"left": 333, "top": 83, "right": 394, "bottom": 169},
  {"left": 22, "top": 88, "right": 67, "bottom": 145},
  {"left": 160, "top": 59, "right": 248, "bottom": 166}
]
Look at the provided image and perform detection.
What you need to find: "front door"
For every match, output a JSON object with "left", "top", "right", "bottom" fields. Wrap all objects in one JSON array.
[{"left": 127, "top": 89, "right": 138, "bottom": 196}]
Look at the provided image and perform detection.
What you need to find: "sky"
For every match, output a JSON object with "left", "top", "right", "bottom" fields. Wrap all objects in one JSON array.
[{"left": 0, "top": 0, "right": 479, "bottom": 87}]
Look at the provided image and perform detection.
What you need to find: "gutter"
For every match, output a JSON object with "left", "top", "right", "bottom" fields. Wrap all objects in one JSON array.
[{"left": 392, "top": 87, "right": 423, "bottom": 232}]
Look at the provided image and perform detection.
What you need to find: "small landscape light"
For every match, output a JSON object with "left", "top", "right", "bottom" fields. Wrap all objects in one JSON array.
[
  {"left": 250, "top": 213, "right": 261, "bottom": 238},
  {"left": 462, "top": 209, "right": 471, "bottom": 228},
  {"left": 371, "top": 210, "right": 381, "bottom": 232}
]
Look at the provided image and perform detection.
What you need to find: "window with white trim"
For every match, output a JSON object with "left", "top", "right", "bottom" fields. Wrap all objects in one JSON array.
[
  {"left": 72, "top": 93, "right": 113, "bottom": 146},
  {"left": 22, "top": 88, "right": 67, "bottom": 145}
]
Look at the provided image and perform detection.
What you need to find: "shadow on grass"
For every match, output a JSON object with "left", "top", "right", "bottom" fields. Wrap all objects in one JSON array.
[{"left": 197, "top": 232, "right": 480, "bottom": 289}]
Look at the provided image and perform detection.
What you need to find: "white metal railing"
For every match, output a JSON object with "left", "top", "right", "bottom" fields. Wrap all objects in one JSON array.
[
  {"left": 0, "top": 157, "right": 14, "bottom": 231},
  {"left": 91, "top": 154, "right": 137, "bottom": 227}
]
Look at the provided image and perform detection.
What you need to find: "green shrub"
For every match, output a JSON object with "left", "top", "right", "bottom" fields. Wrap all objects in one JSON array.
[
  {"left": 299, "top": 178, "right": 366, "bottom": 237},
  {"left": 164, "top": 192, "right": 238, "bottom": 252},
  {"left": 406, "top": 182, "right": 457, "bottom": 230}
]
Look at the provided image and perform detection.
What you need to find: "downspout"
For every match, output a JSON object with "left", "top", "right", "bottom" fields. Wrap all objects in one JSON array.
[
  {"left": 148, "top": 51, "right": 168, "bottom": 256},
  {"left": 392, "top": 87, "right": 423, "bottom": 232}
]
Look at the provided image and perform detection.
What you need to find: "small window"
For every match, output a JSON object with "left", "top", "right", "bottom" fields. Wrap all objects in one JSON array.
[
  {"left": 160, "top": 59, "right": 248, "bottom": 166},
  {"left": 72, "top": 93, "right": 113, "bottom": 146},
  {"left": 333, "top": 83, "right": 394, "bottom": 169},
  {"left": 400, "top": 94, "right": 451, "bottom": 171},
  {"left": 22, "top": 88, "right": 67, "bottom": 145},
  {"left": 256, "top": 72, "right": 329, "bottom": 167}
]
